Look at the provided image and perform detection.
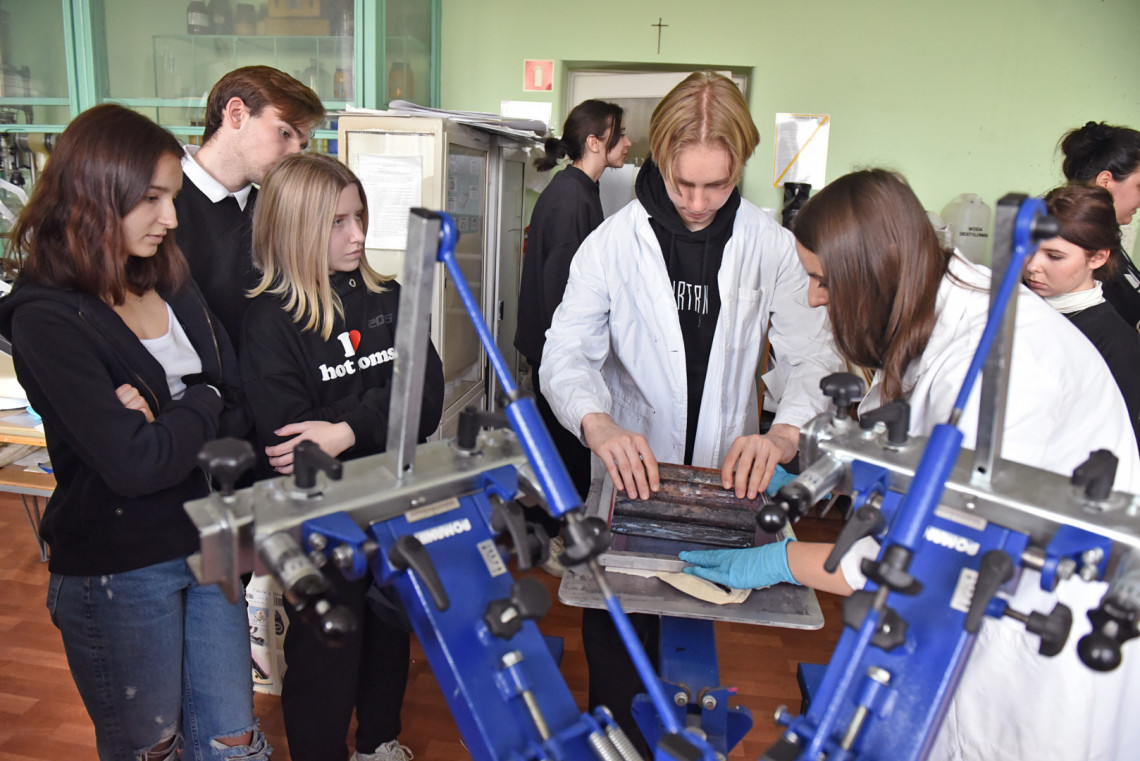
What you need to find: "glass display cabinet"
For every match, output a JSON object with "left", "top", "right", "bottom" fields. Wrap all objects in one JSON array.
[{"left": 0, "top": 0, "right": 439, "bottom": 140}]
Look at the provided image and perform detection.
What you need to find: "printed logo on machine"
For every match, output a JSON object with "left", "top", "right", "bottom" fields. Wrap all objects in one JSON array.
[
  {"left": 319, "top": 330, "right": 396, "bottom": 382},
  {"left": 923, "top": 525, "right": 981, "bottom": 556},
  {"left": 414, "top": 518, "right": 472, "bottom": 546}
]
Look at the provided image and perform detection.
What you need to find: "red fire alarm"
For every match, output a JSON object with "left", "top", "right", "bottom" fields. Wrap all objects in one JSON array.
[{"left": 523, "top": 60, "right": 554, "bottom": 92}]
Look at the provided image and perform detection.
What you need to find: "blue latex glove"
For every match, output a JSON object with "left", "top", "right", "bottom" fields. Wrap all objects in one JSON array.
[
  {"left": 765, "top": 464, "right": 797, "bottom": 496},
  {"left": 679, "top": 537, "right": 800, "bottom": 589}
]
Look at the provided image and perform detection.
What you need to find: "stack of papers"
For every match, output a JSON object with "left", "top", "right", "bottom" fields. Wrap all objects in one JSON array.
[{"left": 343, "top": 102, "right": 547, "bottom": 140}]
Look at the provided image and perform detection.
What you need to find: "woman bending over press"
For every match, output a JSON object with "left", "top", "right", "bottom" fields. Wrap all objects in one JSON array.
[
  {"left": 682, "top": 168, "right": 1140, "bottom": 761},
  {"left": 0, "top": 104, "right": 261, "bottom": 761}
]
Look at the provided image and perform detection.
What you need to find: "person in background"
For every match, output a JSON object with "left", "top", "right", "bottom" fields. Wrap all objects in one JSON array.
[
  {"left": 1026, "top": 184, "right": 1140, "bottom": 449},
  {"left": 0, "top": 104, "right": 260, "bottom": 761},
  {"left": 176, "top": 65, "right": 325, "bottom": 352},
  {"left": 682, "top": 168, "right": 1140, "bottom": 761},
  {"left": 514, "top": 98, "right": 629, "bottom": 568},
  {"left": 242, "top": 153, "right": 444, "bottom": 761},
  {"left": 1059, "top": 121, "right": 1140, "bottom": 328},
  {"left": 540, "top": 71, "right": 842, "bottom": 752}
]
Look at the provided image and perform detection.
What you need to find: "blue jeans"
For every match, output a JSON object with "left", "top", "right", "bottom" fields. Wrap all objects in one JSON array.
[{"left": 46, "top": 556, "right": 270, "bottom": 761}]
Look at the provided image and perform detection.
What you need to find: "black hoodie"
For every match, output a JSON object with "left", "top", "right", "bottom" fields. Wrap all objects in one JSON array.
[
  {"left": 0, "top": 279, "right": 249, "bottom": 576},
  {"left": 635, "top": 158, "right": 741, "bottom": 463},
  {"left": 240, "top": 270, "right": 444, "bottom": 478}
]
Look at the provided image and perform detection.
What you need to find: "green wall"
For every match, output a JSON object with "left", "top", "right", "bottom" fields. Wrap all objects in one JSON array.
[{"left": 439, "top": 0, "right": 1140, "bottom": 216}]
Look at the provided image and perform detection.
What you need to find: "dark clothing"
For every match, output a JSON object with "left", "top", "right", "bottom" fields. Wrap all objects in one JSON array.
[
  {"left": 0, "top": 279, "right": 248, "bottom": 576},
  {"left": 635, "top": 158, "right": 741, "bottom": 464},
  {"left": 582, "top": 608, "right": 660, "bottom": 757},
  {"left": 529, "top": 362, "right": 592, "bottom": 533},
  {"left": 174, "top": 176, "right": 259, "bottom": 352},
  {"left": 281, "top": 571, "right": 410, "bottom": 761},
  {"left": 240, "top": 271, "right": 444, "bottom": 477},
  {"left": 514, "top": 164, "right": 602, "bottom": 503},
  {"left": 1102, "top": 250, "right": 1140, "bottom": 330},
  {"left": 240, "top": 269, "right": 443, "bottom": 756},
  {"left": 514, "top": 165, "right": 603, "bottom": 364},
  {"left": 1067, "top": 301, "right": 1140, "bottom": 449}
]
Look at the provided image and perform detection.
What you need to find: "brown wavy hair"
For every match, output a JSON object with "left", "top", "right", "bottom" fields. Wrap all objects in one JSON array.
[
  {"left": 202, "top": 65, "right": 325, "bottom": 145},
  {"left": 1044, "top": 184, "right": 1123, "bottom": 281},
  {"left": 794, "top": 169, "right": 951, "bottom": 402},
  {"left": 5, "top": 104, "right": 188, "bottom": 304}
]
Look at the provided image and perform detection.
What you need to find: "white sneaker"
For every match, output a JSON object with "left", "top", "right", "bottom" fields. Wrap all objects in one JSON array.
[
  {"left": 351, "top": 739, "right": 414, "bottom": 761},
  {"left": 540, "top": 536, "right": 566, "bottom": 578}
]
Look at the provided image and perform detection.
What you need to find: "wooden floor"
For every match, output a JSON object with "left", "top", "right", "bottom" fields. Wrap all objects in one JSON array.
[{"left": 0, "top": 492, "right": 843, "bottom": 760}]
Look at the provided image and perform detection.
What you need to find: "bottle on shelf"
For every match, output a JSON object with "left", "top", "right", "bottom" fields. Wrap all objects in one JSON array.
[
  {"left": 207, "top": 0, "right": 234, "bottom": 35},
  {"left": 234, "top": 4, "right": 256, "bottom": 35},
  {"left": 187, "top": 1, "right": 211, "bottom": 34}
]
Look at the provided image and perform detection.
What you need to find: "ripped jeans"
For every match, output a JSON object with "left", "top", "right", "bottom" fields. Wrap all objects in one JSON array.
[{"left": 47, "top": 556, "right": 271, "bottom": 761}]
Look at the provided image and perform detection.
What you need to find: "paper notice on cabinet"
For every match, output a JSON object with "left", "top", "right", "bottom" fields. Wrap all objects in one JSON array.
[
  {"left": 772, "top": 113, "right": 830, "bottom": 188},
  {"left": 356, "top": 154, "right": 423, "bottom": 250}
]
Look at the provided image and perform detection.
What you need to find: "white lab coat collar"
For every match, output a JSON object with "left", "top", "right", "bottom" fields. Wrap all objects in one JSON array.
[{"left": 181, "top": 145, "right": 253, "bottom": 210}]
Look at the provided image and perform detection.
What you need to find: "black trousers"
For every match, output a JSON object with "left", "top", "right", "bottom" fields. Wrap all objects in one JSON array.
[
  {"left": 582, "top": 607, "right": 661, "bottom": 758},
  {"left": 528, "top": 362, "right": 593, "bottom": 535},
  {"left": 281, "top": 572, "right": 410, "bottom": 761}
]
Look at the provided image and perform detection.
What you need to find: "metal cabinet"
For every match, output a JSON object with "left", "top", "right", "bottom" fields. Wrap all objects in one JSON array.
[{"left": 337, "top": 114, "right": 536, "bottom": 436}]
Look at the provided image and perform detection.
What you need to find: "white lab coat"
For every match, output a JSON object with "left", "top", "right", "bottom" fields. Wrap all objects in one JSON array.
[
  {"left": 540, "top": 197, "right": 843, "bottom": 468},
  {"left": 842, "top": 256, "right": 1140, "bottom": 761}
]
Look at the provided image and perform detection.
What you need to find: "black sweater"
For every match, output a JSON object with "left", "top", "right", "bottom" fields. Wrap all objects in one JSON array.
[
  {"left": 1066, "top": 301, "right": 1140, "bottom": 450},
  {"left": 240, "top": 271, "right": 444, "bottom": 475},
  {"left": 174, "top": 175, "right": 259, "bottom": 353},
  {"left": 514, "top": 166, "right": 603, "bottom": 365},
  {"left": 0, "top": 280, "right": 248, "bottom": 575},
  {"left": 636, "top": 158, "right": 741, "bottom": 464}
]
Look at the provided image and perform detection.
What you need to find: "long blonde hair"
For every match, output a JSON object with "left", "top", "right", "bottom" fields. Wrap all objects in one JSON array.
[{"left": 251, "top": 153, "right": 392, "bottom": 339}]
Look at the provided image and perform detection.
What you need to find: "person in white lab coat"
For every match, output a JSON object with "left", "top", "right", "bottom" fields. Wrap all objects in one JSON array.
[
  {"left": 540, "top": 71, "right": 843, "bottom": 753},
  {"left": 683, "top": 168, "right": 1140, "bottom": 761}
]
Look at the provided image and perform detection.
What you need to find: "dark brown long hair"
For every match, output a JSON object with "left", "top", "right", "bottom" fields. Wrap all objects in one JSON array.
[
  {"left": 1044, "top": 184, "right": 1123, "bottom": 281},
  {"left": 5, "top": 103, "right": 188, "bottom": 304},
  {"left": 794, "top": 169, "right": 950, "bottom": 401}
]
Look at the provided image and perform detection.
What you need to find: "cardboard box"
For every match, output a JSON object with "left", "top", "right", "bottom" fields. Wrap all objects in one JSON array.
[
  {"left": 264, "top": 16, "right": 330, "bottom": 35},
  {"left": 268, "top": 0, "right": 321, "bottom": 18}
]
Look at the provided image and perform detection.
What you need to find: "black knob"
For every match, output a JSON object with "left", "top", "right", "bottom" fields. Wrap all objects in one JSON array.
[
  {"left": 820, "top": 373, "right": 865, "bottom": 419},
  {"left": 484, "top": 578, "right": 551, "bottom": 639},
  {"left": 757, "top": 503, "right": 789, "bottom": 533},
  {"left": 965, "top": 550, "right": 1014, "bottom": 634},
  {"left": 1071, "top": 450, "right": 1118, "bottom": 501},
  {"left": 560, "top": 515, "right": 611, "bottom": 566},
  {"left": 824, "top": 505, "right": 886, "bottom": 573},
  {"left": 489, "top": 497, "right": 551, "bottom": 570},
  {"left": 198, "top": 437, "right": 256, "bottom": 497},
  {"left": 456, "top": 406, "right": 510, "bottom": 451},
  {"left": 1078, "top": 603, "right": 1139, "bottom": 672},
  {"left": 293, "top": 440, "right": 343, "bottom": 490},
  {"left": 861, "top": 544, "right": 922, "bottom": 596},
  {"left": 1026, "top": 603, "right": 1073, "bottom": 657},
  {"left": 859, "top": 400, "right": 911, "bottom": 445},
  {"left": 315, "top": 599, "right": 358, "bottom": 646},
  {"left": 389, "top": 534, "right": 449, "bottom": 611}
]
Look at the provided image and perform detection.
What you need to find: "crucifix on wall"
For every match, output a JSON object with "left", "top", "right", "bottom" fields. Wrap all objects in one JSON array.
[{"left": 651, "top": 17, "right": 668, "bottom": 54}]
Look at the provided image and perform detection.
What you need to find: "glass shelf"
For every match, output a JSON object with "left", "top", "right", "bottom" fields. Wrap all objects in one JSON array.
[{"left": 152, "top": 34, "right": 355, "bottom": 104}]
